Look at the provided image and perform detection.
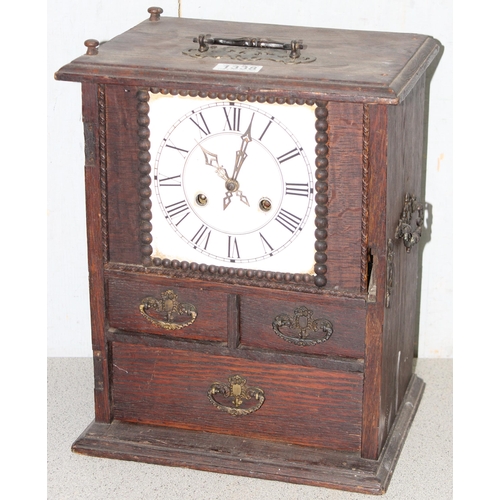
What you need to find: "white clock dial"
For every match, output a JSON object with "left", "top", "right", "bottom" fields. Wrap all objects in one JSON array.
[{"left": 149, "top": 94, "right": 317, "bottom": 274}]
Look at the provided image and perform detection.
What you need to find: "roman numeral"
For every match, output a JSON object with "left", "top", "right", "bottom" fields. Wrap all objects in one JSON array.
[
  {"left": 259, "top": 232, "right": 274, "bottom": 255},
  {"left": 165, "top": 200, "right": 190, "bottom": 225},
  {"left": 258, "top": 119, "right": 273, "bottom": 141},
  {"left": 158, "top": 174, "right": 181, "bottom": 187},
  {"left": 223, "top": 106, "right": 241, "bottom": 131},
  {"left": 227, "top": 236, "right": 240, "bottom": 260},
  {"left": 277, "top": 147, "right": 301, "bottom": 164},
  {"left": 164, "top": 142, "right": 189, "bottom": 157},
  {"left": 190, "top": 112, "right": 210, "bottom": 136},
  {"left": 191, "top": 224, "right": 211, "bottom": 250},
  {"left": 276, "top": 209, "right": 302, "bottom": 233},
  {"left": 285, "top": 183, "right": 311, "bottom": 196}
]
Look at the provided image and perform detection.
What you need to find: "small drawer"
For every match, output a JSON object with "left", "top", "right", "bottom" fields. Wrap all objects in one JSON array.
[
  {"left": 111, "top": 342, "right": 363, "bottom": 451},
  {"left": 107, "top": 274, "right": 227, "bottom": 342},
  {"left": 240, "top": 292, "right": 366, "bottom": 359}
]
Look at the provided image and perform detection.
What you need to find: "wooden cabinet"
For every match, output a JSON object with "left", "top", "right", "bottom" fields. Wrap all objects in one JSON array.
[{"left": 55, "top": 8, "right": 440, "bottom": 494}]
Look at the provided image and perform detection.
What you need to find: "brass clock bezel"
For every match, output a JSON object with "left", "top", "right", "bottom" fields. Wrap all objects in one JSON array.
[{"left": 137, "top": 87, "right": 330, "bottom": 290}]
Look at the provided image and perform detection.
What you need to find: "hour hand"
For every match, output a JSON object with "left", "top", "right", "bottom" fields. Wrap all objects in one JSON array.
[{"left": 199, "top": 144, "right": 229, "bottom": 181}]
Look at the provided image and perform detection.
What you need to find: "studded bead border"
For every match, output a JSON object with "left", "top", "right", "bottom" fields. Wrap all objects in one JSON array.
[
  {"left": 137, "top": 89, "right": 154, "bottom": 266},
  {"left": 137, "top": 88, "right": 328, "bottom": 288},
  {"left": 313, "top": 102, "right": 329, "bottom": 288}
]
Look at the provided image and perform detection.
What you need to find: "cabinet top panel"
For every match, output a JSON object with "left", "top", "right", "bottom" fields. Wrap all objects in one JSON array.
[{"left": 55, "top": 13, "right": 440, "bottom": 104}]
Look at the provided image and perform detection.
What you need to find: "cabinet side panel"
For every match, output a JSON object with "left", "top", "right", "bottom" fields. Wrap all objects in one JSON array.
[
  {"left": 106, "top": 85, "right": 142, "bottom": 264},
  {"left": 381, "top": 76, "right": 426, "bottom": 437},
  {"left": 361, "top": 104, "right": 388, "bottom": 459},
  {"left": 326, "top": 102, "right": 364, "bottom": 291},
  {"left": 82, "top": 83, "right": 112, "bottom": 422},
  {"left": 362, "top": 78, "right": 427, "bottom": 459}
]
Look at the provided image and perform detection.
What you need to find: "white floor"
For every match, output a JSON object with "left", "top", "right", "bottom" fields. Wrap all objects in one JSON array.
[{"left": 47, "top": 357, "right": 452, "bottom": 499}]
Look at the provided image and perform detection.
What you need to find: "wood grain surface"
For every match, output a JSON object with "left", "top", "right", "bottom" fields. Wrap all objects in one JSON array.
[
  {"left": 111, "top": 342, "right": 364, "bottom": 451},
  {"left": 55, "top": 16, "right": 440, "bottom": 103}
]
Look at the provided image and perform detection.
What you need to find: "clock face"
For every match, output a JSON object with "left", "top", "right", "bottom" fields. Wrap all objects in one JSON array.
[{"left": 149, "top": 94, "right": 317, "bottom": 274}]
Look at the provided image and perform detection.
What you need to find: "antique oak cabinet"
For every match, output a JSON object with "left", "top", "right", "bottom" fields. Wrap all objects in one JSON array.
[{"left": 55, "top": 7, "right": 440, "bottom": 494}]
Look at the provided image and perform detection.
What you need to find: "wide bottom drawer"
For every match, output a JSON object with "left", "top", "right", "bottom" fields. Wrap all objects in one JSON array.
[{"left": 111, "top": 342, "right": 363, "bottom": 451}]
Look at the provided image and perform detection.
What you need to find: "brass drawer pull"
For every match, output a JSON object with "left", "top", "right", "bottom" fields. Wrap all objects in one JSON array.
[
  {"left": 273, "top": 306, "right": 333, "bottom": 346},
  {"left": 395, "top": 193, "right": 424, "bottom": 252},
  {"left": 139, "top": 289, "right": 197, "bottom": 330},
  {"left": 208, "top": 375, "right": 265, "bottom": 416}
]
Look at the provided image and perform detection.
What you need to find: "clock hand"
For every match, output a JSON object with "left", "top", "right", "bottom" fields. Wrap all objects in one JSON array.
[
  {"left": 198, "top": 142, "right": 249, "bottom": 210},
  {"left": 199, "top": 143, "right": 229, "bottom": 181},
  {"left": 223, "top": 115, "right": 254, "bottom": 210},
  {"left": 223, "top": 190, "right": 250, "bottom": 211},
  {"left": 230, "top": 114, "right": 254, "bottom": 182}
]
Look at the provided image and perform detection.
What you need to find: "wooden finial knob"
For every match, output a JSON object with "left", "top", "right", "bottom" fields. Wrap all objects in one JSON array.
[
  {"left": 148, "top": 6, "right": 163, "bottom": 21},
  {"left": 84, "top": 39, "right": 99, "bottom": 55}
]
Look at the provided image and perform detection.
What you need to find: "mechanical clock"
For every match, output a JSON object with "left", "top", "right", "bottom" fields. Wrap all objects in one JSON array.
[{"left": 55, "top": 7, "right": 440, "bottom": 493}]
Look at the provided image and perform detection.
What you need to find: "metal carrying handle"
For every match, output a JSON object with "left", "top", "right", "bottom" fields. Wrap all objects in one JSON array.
[
  {"left": 395, "top": 193, "right": 424, "bottom": 252},
  {"left": 139, "top": 289, "right": 197, "bottom": 330},
  {"left": 208, "top": 375, "right": 265, "bottom": 416},
  {"left": 194, "top": 34, "right": 305, "bottom": 59}
]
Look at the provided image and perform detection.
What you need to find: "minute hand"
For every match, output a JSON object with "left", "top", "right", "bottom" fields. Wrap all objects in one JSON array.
[{"left": 231, "top": 115, "right": 254, "bottom": 181}]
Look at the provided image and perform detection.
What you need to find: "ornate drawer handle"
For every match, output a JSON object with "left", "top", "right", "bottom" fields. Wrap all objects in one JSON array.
[
  {"left": 395, "top": 193, "right": 424, "bottom": 252},
  {"left": 139, "top": 289, "right": 197, "bottom": 330},
  {"left": 208, "top": 375, "right": 265, "bottom": 416},
  {"left": 272, "top": 306, "right": 333, "bottom": 346}
]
